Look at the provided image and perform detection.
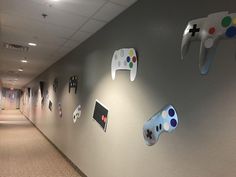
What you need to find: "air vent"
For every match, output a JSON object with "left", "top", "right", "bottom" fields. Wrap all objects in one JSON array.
[{"left": 3, "top": 42, "right": 29, "bottom": 52}]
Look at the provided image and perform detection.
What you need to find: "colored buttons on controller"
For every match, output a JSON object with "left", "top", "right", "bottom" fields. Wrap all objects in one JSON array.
[
  {"left": 132, "top": 56, "right": 137, "bottom": 63},
  {"left": 164, "top": 123, "right": 170, "bottom": 131},
  {"left": 129, "top": 62, "right": 133, "bottom": 68},
  {"left": 126, "top": 56, "right": 131, "bottom": 63},
  {"left": 225, "top": 26, "right": 236, "bottom": 38},
  {"left": 208, "top": 27, "right": 216, "bottom": 35},
  {"left": 222, "top": 16, "right": 232, "bottom": 27},
  {"left": 170, "top": 119, "right": 177, "bottom": 127},
  {"left": 168, "top": 108, "right": 175, "bottom": 117},
  {"left": 233, "top": 18, "right": 236, "bottom": 25},
  {"left": 162, "top": 110, "right": 167, "bottom": 118},
  {"left": 129, "top": 50, "right": 134, "bottom": 56}
]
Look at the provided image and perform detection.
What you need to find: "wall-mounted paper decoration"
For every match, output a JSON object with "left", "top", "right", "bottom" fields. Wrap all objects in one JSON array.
[
  {"left": 48, "top": 100, "right": 53, "bottom": 111},
  {"left": 111, "top": 48, "right": 138, "bottom": 81},
  {"left": 45, "top": 90, "right": 49, "bottom": 100},
  {"left": 58, "top": 103, "right": 62, "bottom": 118},
  {"left": 73, "top": 104, "right": 81, "bottom": 123},
  {"left": 143, "top": 105, "right": 179, "bottom": 146},
  {"left": 27, "top": 87, "right": 31, "bottom": 97},
  {"left": 53, "top": 78, "right": 58, "bottom": 93},
  {"left": 39, "top": 81, "right": 44, "bottom": 98},
  {"left": 92, "top": 100, "right": 108, "bottom": 132},
  {"left": 69, "top": 76, "right": 78, "bottom": 94},
  {"left": 182, "top": 11, "right": 236, "bottom": 74}
]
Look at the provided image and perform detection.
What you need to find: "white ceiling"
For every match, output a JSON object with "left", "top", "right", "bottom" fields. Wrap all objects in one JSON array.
[{"left": 0, "top": 0, "right": 137, "bottom": 89}]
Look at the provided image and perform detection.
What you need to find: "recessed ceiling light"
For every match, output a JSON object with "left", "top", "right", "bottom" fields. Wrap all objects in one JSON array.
[
  {"left": 18, "top": 68, "right": 23, "bottom": 72},
  {"left": 28, "top": 42, "right": 37, "bottom": 46},
  {"left": 21, "top": 59, "right": 28, "bottom": 63}
]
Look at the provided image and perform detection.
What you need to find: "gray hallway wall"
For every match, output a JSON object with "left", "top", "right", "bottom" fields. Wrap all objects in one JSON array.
[{"left": 21, "top": 1, "right": 236, "bottom": 177}]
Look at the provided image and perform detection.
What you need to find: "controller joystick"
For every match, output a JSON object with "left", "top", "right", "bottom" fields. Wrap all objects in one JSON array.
[{"left": 143, "top": 105, "right": 179, "bottom": 146}]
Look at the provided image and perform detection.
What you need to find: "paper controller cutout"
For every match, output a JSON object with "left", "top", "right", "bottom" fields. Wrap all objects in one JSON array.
[
  {"left": 69, "top": 76, "right": 78, "bottom": 94},
  {"left": 53, "top": 78, "right": 58, "bottom": 93},
  {"left": 111, "top": 48, "right": 138, "bottom": 81},
  {"left": 182, "top": 11, "right": 236, "bottom": 74},
  {"left": 39, "top": 81, "right": 44, "bottom": 98},
  {"left": 73, "top": 104, "right": 81, "bottom": 123},
  {"left": 93, "top": 100, "right": 108, "bottom": 132},
  {"left": 58, "top": 103, "right": 62, "bottom": 118},
  {"left": 143, "top": 105, "right": 178, "bottom": 146},
  {"left": 48, "top": 100, "right": 53, "bottom": 111}
]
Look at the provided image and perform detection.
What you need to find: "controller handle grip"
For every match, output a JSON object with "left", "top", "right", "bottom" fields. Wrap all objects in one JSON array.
[{"left": 199, "top": 38, "right": 218, "bottom": 75}]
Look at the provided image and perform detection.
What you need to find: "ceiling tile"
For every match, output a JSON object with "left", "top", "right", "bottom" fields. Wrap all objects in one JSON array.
[
  {"left": 30, "top": 0, "right": 108, "bottom": 17},
  {"left": 109, "top": 0, "right": 137, "bottom": 6},
  {"left": 93, "top": 2, "right": 126, "bottom": 22},
  {"left": 1, "top": 0, "right": 88, "bottom": 30},
  {"left": 2, "top": 13, "right": 76, "bottom": 39},
  {"left": 80, "top": 19, "right": 106, "bottom": 33},
  {"left": 71, "top": 30, "right": 92, "bottom": 42}
]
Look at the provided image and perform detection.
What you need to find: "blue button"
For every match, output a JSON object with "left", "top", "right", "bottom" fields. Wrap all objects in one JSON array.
[
  {"left": 126, "top": 56, "right": 131, "bottom": 63},
  {"left": 225, "top": 26, "right": 236, "bottom": 38},
  {"left": 170, "top": 119, "right": 177, "bottom": 127},
  {"left": 168, "top": 108, "right": 175, "bottom": 117}
]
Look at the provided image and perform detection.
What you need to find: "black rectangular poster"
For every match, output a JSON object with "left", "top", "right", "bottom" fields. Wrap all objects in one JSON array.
[{"left": 93, "top": 100, "right": 108, "bottom": 132}]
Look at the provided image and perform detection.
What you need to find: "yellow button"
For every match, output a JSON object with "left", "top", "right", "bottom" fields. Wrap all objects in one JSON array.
[
  {"left": 129, "top": 49, "right": 134, "bottom": 56},
  {"left": 233, "top": 18, "right": 236, "bottom": 25}
]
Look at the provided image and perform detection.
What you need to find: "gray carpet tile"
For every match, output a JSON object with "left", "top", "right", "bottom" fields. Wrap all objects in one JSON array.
[{"left": 0, "top": 110, "right": 82, "bottom": 177}]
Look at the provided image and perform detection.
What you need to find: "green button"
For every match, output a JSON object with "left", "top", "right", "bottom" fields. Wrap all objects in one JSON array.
[
  {"left": 129, "top": 62, "right": 133, "bottom": 68},
  {"left": 222, "top": 16, "right": 232, "bottom": 27}
]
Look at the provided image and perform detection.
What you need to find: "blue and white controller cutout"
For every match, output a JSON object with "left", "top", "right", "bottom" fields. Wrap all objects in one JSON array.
[
  {"left": 143, "top": 105, "right": 179, "bottom": 146},
  {"left": 73, "top": 105, "right": 81, "bottom": 123}
]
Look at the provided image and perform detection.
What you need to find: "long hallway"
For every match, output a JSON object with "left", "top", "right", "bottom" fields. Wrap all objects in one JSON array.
[{"left": 0, "top": 110, "right": 82, "bottom": 177}]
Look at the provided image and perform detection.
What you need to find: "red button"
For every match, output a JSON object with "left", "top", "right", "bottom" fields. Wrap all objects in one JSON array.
[
  {"left": 102, "top": 115, "right": 107, "bottom": 122},
  {"left": 208, "top": 27, "right": 216, "bottom": 35},
  {"left": 132, "top": 56, "right": 137, "bottom": 63}
]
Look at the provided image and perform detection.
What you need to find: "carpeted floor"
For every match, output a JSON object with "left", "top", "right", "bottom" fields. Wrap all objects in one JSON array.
[{"left": 0, "top": 110, "right": 82, "bottom": 177}]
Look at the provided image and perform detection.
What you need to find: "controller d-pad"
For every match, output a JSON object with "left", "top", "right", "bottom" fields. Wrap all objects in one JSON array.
[
  {"left": 189, "top": 24, "right": 200, "bottom": 37},
  {"left": 146, "top": 129, "right": 153, "bottom": 139}
]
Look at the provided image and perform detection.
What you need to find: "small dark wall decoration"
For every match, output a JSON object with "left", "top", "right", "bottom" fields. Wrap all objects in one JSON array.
[
  {"left": 27, "top": 87, "right": 31, "bottom": 97},
  {"left": 93, "top": 100, "right": 109, "bottom": 132},
  {"left": 41, "top": 97, "right": 45, "bottom": 107},
  {"left": 39, "top": 81, "right": 44, "bottom": 98},
  {"left": 69, "top": 76, "right": 78, "bottom": 94},
  {"left": 53, "top": 78, "right": 58, "bottom": 92},
  {"left": 49, "top": 100, "right": 53, "bottom": 111},
  {"left": 58, "top": 103, "right": 62, "bottom": 117}
]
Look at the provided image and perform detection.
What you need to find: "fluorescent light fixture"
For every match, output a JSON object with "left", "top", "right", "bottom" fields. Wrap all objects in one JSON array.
[
  {"left": 21, "top": 59, "right": 28, "bottom": 63},
  {"left": 28, "top": 42, "right": 37, "bottom": 46},
  {"left": 18, "top": 68, "right": 23, "bottom": 72}
]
